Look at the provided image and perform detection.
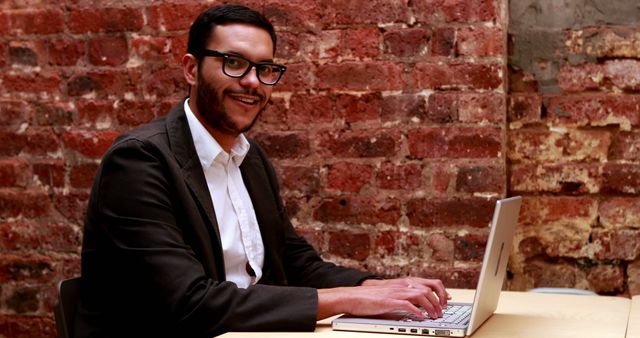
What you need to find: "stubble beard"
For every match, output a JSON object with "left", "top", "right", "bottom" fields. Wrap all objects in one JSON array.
[{"left": 195, "top": 69, "right": 265, "bottom": 136}]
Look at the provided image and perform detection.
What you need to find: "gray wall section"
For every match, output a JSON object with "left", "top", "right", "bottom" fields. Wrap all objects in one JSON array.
[{"left": 508, "top": 0, "right": 640, "bottom": 94}]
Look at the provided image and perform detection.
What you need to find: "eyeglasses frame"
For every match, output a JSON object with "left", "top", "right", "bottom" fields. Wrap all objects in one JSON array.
[{"left": 200, "top": 49, "right": 287, "bottom": 86}]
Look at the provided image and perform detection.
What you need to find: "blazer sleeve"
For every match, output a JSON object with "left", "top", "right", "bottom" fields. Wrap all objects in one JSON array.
[{"left": 81, "top": 137, "right": 321, "bottom": 337}]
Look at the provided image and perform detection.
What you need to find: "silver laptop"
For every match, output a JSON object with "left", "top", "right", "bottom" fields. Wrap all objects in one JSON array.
[{"left": 332, "top": 196, "right": 522, "bottom": 337}]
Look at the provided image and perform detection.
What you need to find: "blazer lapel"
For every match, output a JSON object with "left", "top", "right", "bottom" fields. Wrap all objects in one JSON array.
[{"left": 165, "top": 100, "right": 225, "bottom": 274}]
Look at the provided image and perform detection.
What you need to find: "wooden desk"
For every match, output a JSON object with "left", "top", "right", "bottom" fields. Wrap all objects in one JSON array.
[
  {"left": 628, "top": 296, "right": 640, "bottom": 338},
  {"left": 220, "top": 289, "right": 631, "bottom": 338}
]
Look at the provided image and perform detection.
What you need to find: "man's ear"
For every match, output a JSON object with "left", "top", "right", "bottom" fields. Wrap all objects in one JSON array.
[{"left": 182, "top": 53, "right": 198, "bottom": 86}]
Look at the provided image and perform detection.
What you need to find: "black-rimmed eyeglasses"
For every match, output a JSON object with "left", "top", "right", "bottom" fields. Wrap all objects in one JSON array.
[{"left": 201, "top": 49, "right": 287, "bottom": 85}]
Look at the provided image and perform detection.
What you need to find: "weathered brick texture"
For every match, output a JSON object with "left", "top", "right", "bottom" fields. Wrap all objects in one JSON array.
[{"left": 0, "top": 0, "right": 638, "bottom": 336}]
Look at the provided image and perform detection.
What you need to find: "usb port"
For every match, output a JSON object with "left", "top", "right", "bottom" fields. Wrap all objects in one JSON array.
[
  {"left": 399, "top": 328, "right": 406, "bottom": 332},
  {"left": 422, "top": 329, "right": 429, "bottom": 335},
  {"left": 411, "top": 329, "right": 418, "bottom": 333}
]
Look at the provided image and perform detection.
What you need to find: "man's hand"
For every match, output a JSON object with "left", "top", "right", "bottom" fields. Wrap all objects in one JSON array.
[{"left": 317, "top": 277, "right": 450, "bottom": 320}]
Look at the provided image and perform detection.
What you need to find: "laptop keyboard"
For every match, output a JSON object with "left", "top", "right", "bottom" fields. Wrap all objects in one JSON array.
[{"left": 401, "top": 305, "right": 472, "bottom": 325}]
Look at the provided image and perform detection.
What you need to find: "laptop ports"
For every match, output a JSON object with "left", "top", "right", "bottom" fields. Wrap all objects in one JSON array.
[{"left": 422, "top": 329, "right": 429, "bottom": 335}]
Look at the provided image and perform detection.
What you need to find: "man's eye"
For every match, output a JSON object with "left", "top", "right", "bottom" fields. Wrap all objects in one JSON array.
[
  {"left": 226, "top": 57, "right": 246, "bottom": 69},
  {"left": 258, "top": 65, "right": 274, "bottom": 76}
]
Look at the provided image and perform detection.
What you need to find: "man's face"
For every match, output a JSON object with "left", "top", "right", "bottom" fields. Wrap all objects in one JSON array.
[{"left": 193, "top": 23, "right": 275, "bottom": 137}]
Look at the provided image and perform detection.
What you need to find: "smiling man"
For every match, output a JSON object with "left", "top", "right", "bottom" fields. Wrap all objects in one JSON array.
[{"left": 75, "top": 4, "right": 449, "bottom": 338}]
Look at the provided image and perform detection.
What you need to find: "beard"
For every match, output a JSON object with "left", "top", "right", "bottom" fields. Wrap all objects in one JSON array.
[{"left": 194, "top": 68, "right": 266, "bottom": 136}]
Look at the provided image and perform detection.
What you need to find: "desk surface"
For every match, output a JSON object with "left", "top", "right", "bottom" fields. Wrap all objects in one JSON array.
[
  {"left": 628, "top": 296, "right": 640, "bottom": 338},
  {"left": 220, "top": 289, "right": 631, "bottom": 338}
]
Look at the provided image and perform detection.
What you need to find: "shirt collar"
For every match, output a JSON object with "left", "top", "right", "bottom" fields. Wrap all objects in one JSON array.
[{"left": 184, "top": 99, "right": 250, "bottom": 169}]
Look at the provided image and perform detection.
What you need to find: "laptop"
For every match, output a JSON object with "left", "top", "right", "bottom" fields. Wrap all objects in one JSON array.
[{"left": 332, "top": 196, "right": 522, "bottom": 337}]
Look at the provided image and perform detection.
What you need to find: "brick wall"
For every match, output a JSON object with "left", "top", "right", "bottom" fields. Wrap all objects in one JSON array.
[
  {"left": 508, "top": 0, "right": 640, "bottom": 295},
  {"left": 0, "top": 0, "right": 636, "bottom": 337}
]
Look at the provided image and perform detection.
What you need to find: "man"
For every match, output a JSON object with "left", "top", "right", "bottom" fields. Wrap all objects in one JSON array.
[{"left": 76, "top": 4, "right": 449, "bottom": 338}]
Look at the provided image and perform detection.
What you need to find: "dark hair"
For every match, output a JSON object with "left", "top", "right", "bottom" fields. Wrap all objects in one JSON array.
[{"left": 187, "top": 4, "right": 277, "bottom": 61}]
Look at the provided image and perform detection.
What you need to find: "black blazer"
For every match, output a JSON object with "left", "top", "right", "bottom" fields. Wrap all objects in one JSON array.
[{"left": 76, "top": 100, "right": 374, "bottom": 338}]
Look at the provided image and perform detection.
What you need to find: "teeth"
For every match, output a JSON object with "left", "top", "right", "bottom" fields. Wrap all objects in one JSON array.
[{"left": 234, "top": 96, "right": 257, "bottom": 104}]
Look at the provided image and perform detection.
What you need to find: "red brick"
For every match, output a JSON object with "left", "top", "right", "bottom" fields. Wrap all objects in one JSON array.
[
  {"left": 0, "top": 159, "right": 30, "bottom": 188},
  {"left": 407, "top": 197, "right": 496, "bottom": 228},
  {"left": 31, "top": 100, "right": 74, "bottom": 126},
  {"left": 508, "top": 94, "right": 542, "bottom": 125},
  {"left": 317, "top": 61, "right": 404, "bottom": 91},
  {"left": 510, "top": 163, "right": 601, "bottom": 194},
  {"left": 508, "top": 67, "right": 538, "bottom": 93},
  {"left": 70, "top": 163, "right": 99, "bottom": 189},
  {"left": 587, "top": 265, "right": 625, "bottom": 294},
  {"left": 431, "top": 27, "right": 455, "bottom": 56},
  {"left": 376, "top": 162, "right": 422, "bottom": 190},
  {"left": 426, "top": 232, "right": 454, "bottom": 262},
  {"left": 455, "top": 233, "right": 488, "bottom": 261},
  {"left": 288, "top": 93, "right": 334, "bottom": 124},
  {"left": 610, "top": 131, "right": 640, "bottom": 161},
  {"left": 148, "top": 2, "right": 212, "bottom": 32},
  {"left": 76, "top": 99, "right": 116, "bottom": 128},
  {"left": 344, "top": 28, "right": 381, "bottom": 59},
  {"left": 280, "top": 166, "right": 320, "bottom": 194},
  {"left": 547, "top": 95, "right": 640, "bottom": 129},
  {"left": 566, "top": 27, "right": 640, "bottom": 59},
  {"left": 274, "top": 31, "right": 300, "bottom": 60},
  {"left": 253, "top": 132, "right": 310, "bottom": 159},
  {"left": 0, "top": 189, "right": 51, "bottom": 218},
  {"left": 314, "top": 195, "right": 401, "bottom": 225},
  {"left": 131, "top": 36, "right": 171, "bottom": 63},
  {"left": 88, "top": 35, "right": 129, "bottom": 66},
  {"left": 69, "top": 7, "right": 144, "bottom": 33},
  {"left": 325, "top": 0, "right": 408, "bottom": 25},
  {"left": 413, "top": 0, "right": 498, "bottom": 23},
  {"left": 602, "top": 163, "right": 640, "bottom": 194},
  {"left": 326, "top": 162, "right": 373, "bottom": 192},
  {"left": 408, "top": 127, "right": 502, "bottom": 159},
  {"left": 0, "top": 314, "right": 56, "bottom": 337},
  {"left": 0, "top": 41, "right": 6, "bottom": 67},
  {"left": 558, "top": 63, "right": 603, "bottom": 92},
  {"left": 169, "top": 33, "right": 188, "bottom": 64},
  {"left": 592, "top": 229, "right": 640, "bottom": 260},
  {"left": 8, "top": 40, "right": 46, "bottom": 67},
  {"left": 328, "top": 231, "right": 370, "bottom": 261},
  {"left": 380, "top": 94, "right": 426, "bottom": 123},
  {"left": 54, "top": 192, "right": 90, "bottom": 223},
  {"left": 6, "top": 8, "right": 64, "bottom": 34},
  {"left": 415, "top": 266, "right": 480, "bottom": 289},
  {"left": 61, "top": 130, "right": 119, "bottom": 158},
  {"left": 426, "top": 93, "right": 458, "bottom": 123},
  {"left": 67, "top": 70, "right": 136, "bottom": 97},
  {"left": 383, "top": 28, "right": 430, "bottom": 57},
  {"left": 455, "top": 164, "right": 505, "bottom": 193},
  {"left": 429, "top": 163, "right": 455, "bottom": 193},
  {"left": 508, "top": 129, "right": 611, "bottom": 163},
  {"left": 519, "top": 196, "right": 597, "bottom": 225},
  {"left": 277, "top": 63, "right": 318, "bottom": 92},
  {"left": 456, "top": 26, "right": 503, "bottom": 56},
  {"left": 142, "top": 67, "right": 187, "bottom": 98},
  {"left": 48, "top": 38, "right": 84, "bottom": 66},
  {"left": 32, "top": 160, "right": 65, "bottom": 189},
  {"left": 336, "top": 93, "right": 381, "bottom": 123},
  {"left": 458, "top": 93, "right": 505, "bottom": 124},
  {"left": 2, "top": 71, "right": 61, "bottom": 97},
  {"left": 523, "top": 259, "right": 583, "bottom": 289},
  {"left": 413, "top": 62, "right": 503, "bottom": 90},
  {"left": 298, "top": 30, "right": 341, "bottom": 60},
  {"left": 0, "top": 221, "right": 80, "bottom": 252},
  {"left": 517, "top": 236, "right": 545, "bottom": 258},
  {"left": 25, "top": 128, "right": 61, "bottom": 156},
  {"left": 0, "top": 131, "right": 27, "bottom": 156},
  {"left": 283, "top": 196, "right": 302, "bottom": 219},
  {"left": 599, "top": 197, "right": 640, "bottom": 230},
  {"left": 0, "top": 100, "right": 31, "bottom": 126},
  {"left": 258, "top": 97, "right": 288, "bottom": 128},
  {"left": 318, "top": 129, "right": 400, "bottom": 158},
  {"left": 374, "top": 231, "right": 421, "bottom": 257},
  {"left": 116, "top": 100, "right": 155, "bottom": 127},
  {"left": 264, "top": 0, "right": 324, "bottom": 28}
]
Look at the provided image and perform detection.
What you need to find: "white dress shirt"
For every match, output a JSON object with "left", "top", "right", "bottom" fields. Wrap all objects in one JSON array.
[{"left": 184, "top": 99, "right": 265, "bottom": 288}]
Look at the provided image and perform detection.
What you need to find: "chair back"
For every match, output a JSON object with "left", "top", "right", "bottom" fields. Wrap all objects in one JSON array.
[{"left": 54, "top": 277, "right": 81, "bottom": 338}]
